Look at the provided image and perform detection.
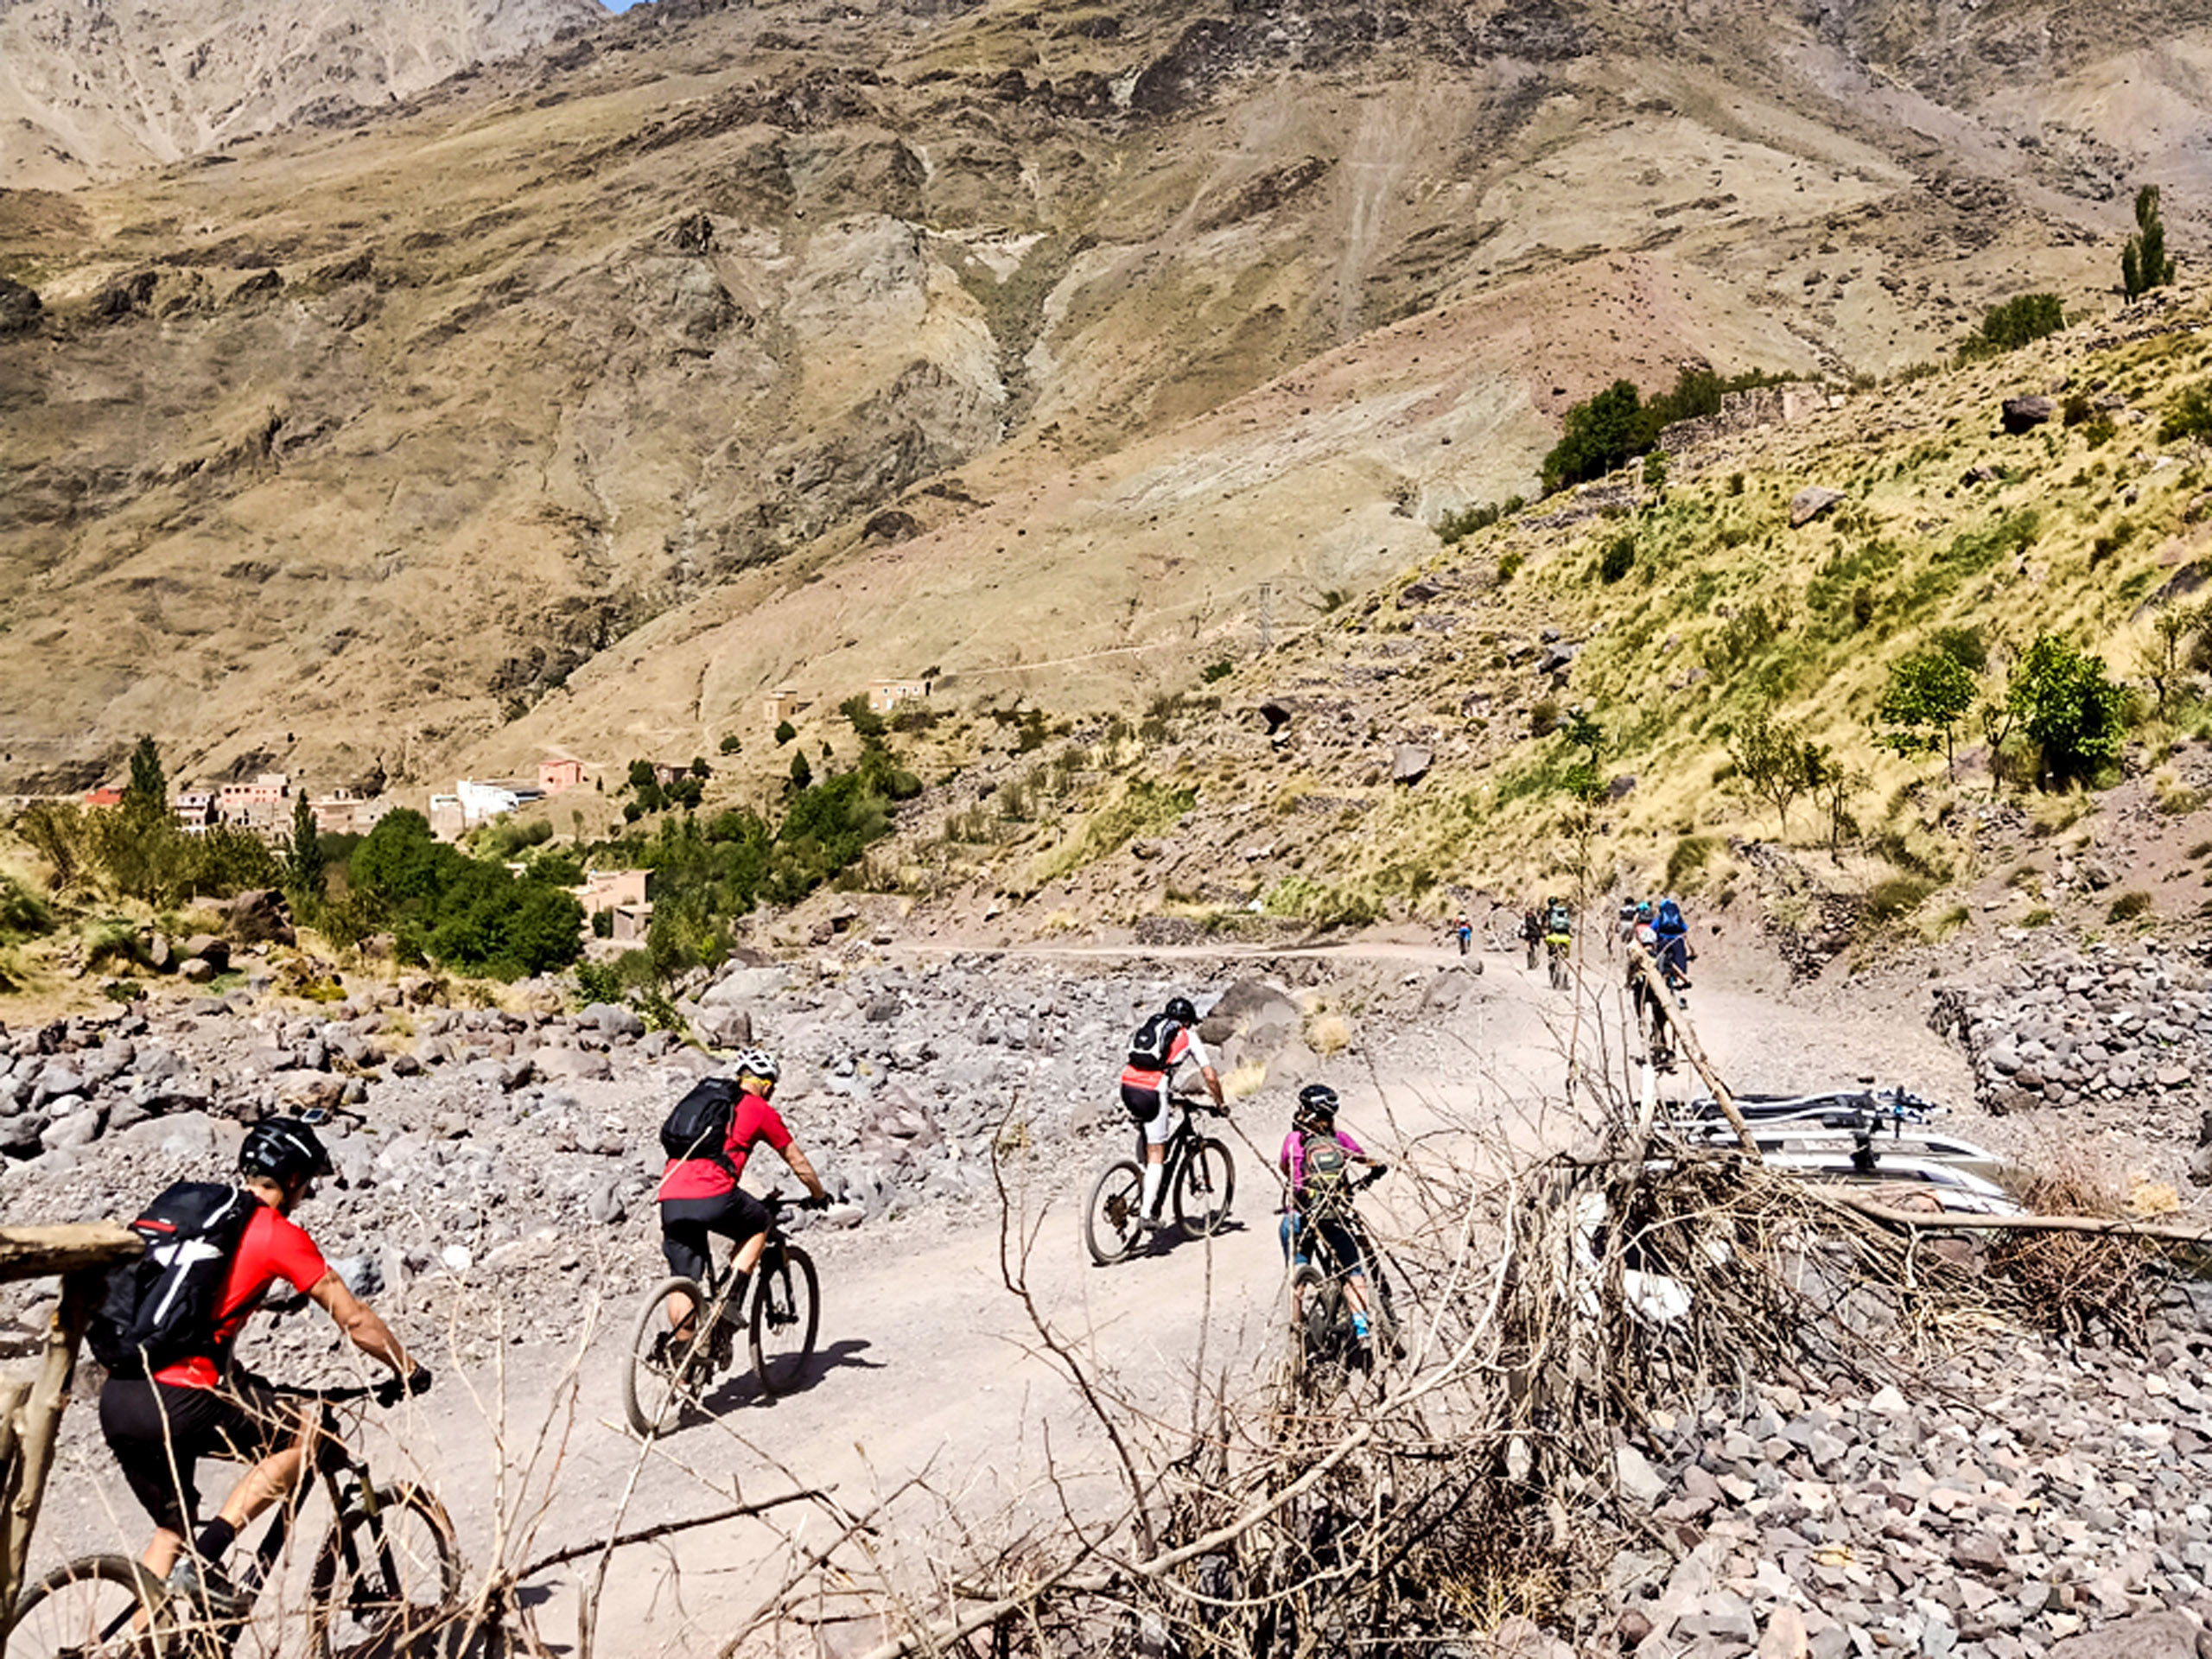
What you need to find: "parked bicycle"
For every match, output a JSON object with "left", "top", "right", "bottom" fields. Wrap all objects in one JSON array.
[
  {"left": 624, "top": 1192, "right": 820, "bottom": 1437},
  {"left": 6, "top": 1378, "right": 457, "bottom": 1659},
  {"left": 1289, "top": 1167, "right": 1398, "bottom": 1396},
  {"left": 1083, "top": 1102, "right": 1236, "bottom": 1265}
]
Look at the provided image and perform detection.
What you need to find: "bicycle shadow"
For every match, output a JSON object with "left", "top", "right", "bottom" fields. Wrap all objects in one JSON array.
[{"left": 696, "top": 1337, "right": 884, "bottom": 1416}]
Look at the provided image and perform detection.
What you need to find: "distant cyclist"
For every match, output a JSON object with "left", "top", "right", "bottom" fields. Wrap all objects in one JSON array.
[
  {"left": 1653, "top": 895, "right": 1694, "bottom": 985},
  {"left": 1627, "top": 917, "right": 1675, "bottom": 1067},
  {"left": 98, "top": 1118, "right": 426, "bottom": 1620},
  {"left": 1279, "top": 1085, "right": 1384, "bottom": 1341},
  {"left": 655, "top": 1049, "right": 828, "bottom": 1355},
  {"left": 1120, "top": 996, "right": 1227, "bottom": 1231},
  {"left": 1520, "top": 905, "right": 1543, "bottom": 970},
  {"left": 1450, "top": 912, "right": 1472, "bottom": 957}
]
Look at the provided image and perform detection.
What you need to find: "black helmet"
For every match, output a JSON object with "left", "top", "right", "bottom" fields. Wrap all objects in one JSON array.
[
  {"left": 1294, "top": 1083, "right": 1339, "bottom": 1129},
  {"left": 1165, "top": 996, "right": 1199, "bottom": 1027},
  {"left": 239, "top": 1117, "right": 334, "bottom": 1185}
]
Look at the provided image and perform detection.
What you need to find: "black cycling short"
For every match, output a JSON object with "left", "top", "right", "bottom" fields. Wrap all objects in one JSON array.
[
  {"left": 660, "top": 1190, "right": 772, "bottom": 1283},
  {"left": 99, "top": 1374, "right": 296, "bottom": 1536},
  {"left": 1119, "top": 1080, "right": 1168, "bottom": 1122},
  {"left": 1281, "top": 1212, "right": 1365, "bottom": 1277}
]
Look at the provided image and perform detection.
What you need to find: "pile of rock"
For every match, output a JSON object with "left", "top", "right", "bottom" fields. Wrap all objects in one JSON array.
[
  {"left": 1611, "top": 1284, "right": 2212, "bottom": 1657},
  {"left": 0, "top": 1010, "right": 211, "bottom": 1159},
  {"left": 1927, "top": 948, "right": 2210, "bottom": 1121}
]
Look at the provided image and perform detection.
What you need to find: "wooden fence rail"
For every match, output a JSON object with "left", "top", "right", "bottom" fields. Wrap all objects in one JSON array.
[{"left": 0, "top": 1224, "right": 142, "bottom": 1626}]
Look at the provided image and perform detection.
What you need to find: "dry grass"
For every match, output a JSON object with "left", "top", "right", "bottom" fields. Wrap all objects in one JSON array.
[
  {"left": 1304, "top": 1011, "right": 1352, "bottom": 1056},
  {"left": 1989, "top": 1159, "right": 2162, "bottom": 1345}
]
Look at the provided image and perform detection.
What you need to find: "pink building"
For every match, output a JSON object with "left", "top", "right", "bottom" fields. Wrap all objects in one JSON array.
[{"left": 540, "top": 757, "right": 586, "bottom": 795}]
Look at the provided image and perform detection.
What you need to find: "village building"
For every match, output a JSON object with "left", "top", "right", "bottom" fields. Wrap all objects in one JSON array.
[
  {"left": 217, "top": 772, "right": 290, "bottom": 816},
  {"left": 868, "top": 677, "right": 930, "bottom": 715},
  {"left": 308, "top": 789, "right": 392, "bottom": 836},
  {"left": 428, "top": 795, "right": 466, "bottom": 841},
  {"left": 763, "top": 685, "right": 802, "bottom": 724},
  {"left": 538, "top": 756, "right": 586, "bottom": 795},
  {"left": 573, "top": 868, "right": 652, "bottom": 943},
  {"left": 82, "top": 786, "right": 123, "bottom": 809},
  {"left": 455, "top": 778, "right": 547, "bottom": 826},
  {"left": 172, "top": 789, "right": 216, "bottom": 830}
]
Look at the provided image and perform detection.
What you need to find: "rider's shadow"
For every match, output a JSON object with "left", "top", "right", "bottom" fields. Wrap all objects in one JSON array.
[
  {"left": 700, "top": 1338, "right": 884, "bottom": 1412},
  {"left": 1145, "top": 1219, "right": 1249, "bottom": 1255}
]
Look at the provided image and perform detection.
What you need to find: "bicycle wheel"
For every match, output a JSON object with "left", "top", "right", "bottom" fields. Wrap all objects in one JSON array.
[
  {"left": 1548, "top": 949, "right": 1569, "bottom": 991},
  {"left": 1082, "top": 1158, "right": 1147, "bottom": 1264},
  {"left": 1294, "top": 1267, "right": 1348, "bottom": 1400},
  {"left": 308, "top": 1484, "right": 461, "bottom": 1659},
  {"left": 1173, "top": 1139, "right": 1236, "bottom": 1238},
  {"left": 7, "top": 1555, "right": 175, "bottom": 1659},
  {"left": 623, "top": 1274, "right": 714, "bottom": 1438},
  {"left": 750, "top": 1244, "right": 821, "bottom": 1398}
]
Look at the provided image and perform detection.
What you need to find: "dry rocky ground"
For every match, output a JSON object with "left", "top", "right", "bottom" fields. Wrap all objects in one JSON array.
[{"left": 5, "top": 921, "right": 2211, "bottom": 1657}]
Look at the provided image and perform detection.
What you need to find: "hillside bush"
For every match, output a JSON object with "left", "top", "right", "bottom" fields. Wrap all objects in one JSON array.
[
  {"left": 0, "top": 872, "right": 52, "bottom": 941},
  {"left": 2160, "top": 382, "right": 2212, "bottom": 444},
  {"left": 1435, "top": 502, "right": 1502, "bottom": 543},
  {"left": 1598, "top": 533, "right": 1636, "bottom": 584},
  {"left": 2008, "top": 632, "right": 2129, "bottom": 787},
  {"left": 1540, "top": 366, "right": 1795, "bottom": 493},
  {"left": 1960, "top": 293, "right": 2064, "bottom": 359}
]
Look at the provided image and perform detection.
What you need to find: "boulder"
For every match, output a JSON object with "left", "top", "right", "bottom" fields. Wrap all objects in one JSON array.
[
  {"left": 581, "top": 1001, "right": 645, "bottom": 1039},
  {"left": 702, "top": 965, "right": 790, "bottom": 1007},
  {"left": 225, "top": 890, "right": 295, "bottom": 945},
  {"left": 179, "top": 957, "right": 219, "bottom": 982},
  {"left": 2001, "top": 394, "right": 2056, "bottom": 433},
  {"left": 1198, "top": 979, "right": 1301, "bottom": 1058},
  {"left": 2045, "top": 1612, "right": 2199, "bottom": 1659},
  {"left": 535, "top": 1046, "right": 613, "bottom": 1083},
  {"left": 0, "top": 276, "right": 41, "bottom": 335},
  {"left": 1789, "top": 486, "right": 1845, "bottom": 527},
  {"left": 1390, "top": 744, "right": 1433, "bottom": 785},
  {"left": 694, "top": 1003, "right": 753, "bottom": 1049}
]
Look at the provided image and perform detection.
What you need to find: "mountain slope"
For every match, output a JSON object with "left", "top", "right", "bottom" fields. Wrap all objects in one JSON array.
[
  {"left": 0, "top": 0, "right": 603, "bottom": 189},
  {"left": 0, "top": 0, "right": 2203, "bottom": 798}
]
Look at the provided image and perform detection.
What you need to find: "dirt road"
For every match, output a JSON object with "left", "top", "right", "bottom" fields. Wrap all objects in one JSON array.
[{"left": 29, "top": 939, "right": 1979, "bottom": 1656}]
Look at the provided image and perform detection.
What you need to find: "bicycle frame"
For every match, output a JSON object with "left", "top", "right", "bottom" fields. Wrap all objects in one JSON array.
[{"left": 1127, "top": 1103, "right": 1217, "bottom": 1192}]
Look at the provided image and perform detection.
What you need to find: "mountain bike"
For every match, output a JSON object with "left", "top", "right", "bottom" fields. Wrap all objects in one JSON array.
[
  {"left": 5, "top": 1378, "right": 457, "bottom": 1659},
  {"left": 1545, "top": 932, "right": 1572, "bottom": 991},
  {"left": 1287, "top": 1169, "right": 1397, "bottom": 1398},
  {"left": 624, "top": 1192, "right": 820, "bottom": 1438},
  {"left": 1083, "top": 1103, "right": 1235, "bottom": 1265}
]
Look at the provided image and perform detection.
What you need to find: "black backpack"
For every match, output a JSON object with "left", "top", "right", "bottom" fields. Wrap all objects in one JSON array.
[
  {"left": 1127, "top": 1014, "right": 1179, "bottom": 1071},
  {"left": 90, "top": 1183, "right": 261, "bottom": 1377},
  {"left": 660, "top": 1077, "right": 741, "bottom": 1169},
  {"left": 1299, "top": 1135, "right": 1354, "bottom": 1220}
]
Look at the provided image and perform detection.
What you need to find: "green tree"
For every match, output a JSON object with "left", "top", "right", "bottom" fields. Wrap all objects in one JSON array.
[
  {"left": 788, "top": 751, "right": 813, "bottom": 791},
  {"left": 2008, "top": 633, "right": 2128, "bottom": 786},
  {"left": 1963, "top": 293, "right": 2065, "bottom": 357},
  {"left": 626, "top": 759, "right": 658, "bottom": 791},
  {"left": 124, "top": 735, "right": 167, "bottom": 820},
  {"left": 1727, "top": 708, "right": 1815, "bottom": 838},
  {"left": 351, "top": 810, "right": 445, "bottom": 904},
  {"left": 1875, "top": 652, "right": 1979, "bottom": 773},
  {"left": 774, "top": 720, "right": 797, "bottom": 746},
  {"left": 2123, "top": 185, "right": 2177, "bottom": 302},
  {"left": 839, "top": 694, "right": 888, "bottom": 739},
  {"left": 1541, "top": 379, "right": 1647, "bottom": 493},
  {"left": 285, "top": 790, "right": 324, "bottom": 906}
]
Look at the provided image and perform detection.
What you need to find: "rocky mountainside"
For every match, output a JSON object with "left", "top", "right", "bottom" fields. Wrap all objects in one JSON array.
[
  {"left": 0, "top": 0, "right": 2205, "bottom": 797},
  {"left": 0, "top": 0, "right": 603, "bottom": 189}
]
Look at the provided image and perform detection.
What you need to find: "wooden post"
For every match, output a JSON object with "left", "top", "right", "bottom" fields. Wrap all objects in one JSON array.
[
  {"left": 1629, "top": 951, "right": 1760, "bottom": 1159},
  {"left": 0, "top": 1223, "right": 140, "bottom": 1621}
]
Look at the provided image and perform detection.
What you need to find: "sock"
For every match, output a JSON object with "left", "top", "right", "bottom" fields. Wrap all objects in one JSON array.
[
  {"left": 1140, "top": 1162, "right": 1164, "bottom": 1218},
  {"left": 192, "top": 1517, "right": 237, "bottom": 1566},
  {"left": 1352, "top": 1313, "right": 1371, "bottom": 1339}
]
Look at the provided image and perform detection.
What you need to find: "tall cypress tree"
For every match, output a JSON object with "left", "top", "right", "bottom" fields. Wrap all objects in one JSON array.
[
  {"left": 2123, "top": 185, "right": 2177, "bottom": 302},
  {"left": 286, "top": 790, "right": 325, "bottom": 906}
]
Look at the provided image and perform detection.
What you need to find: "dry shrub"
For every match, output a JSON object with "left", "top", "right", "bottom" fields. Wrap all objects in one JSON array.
[
  {"left": 1988, "top": 1160, "right": 2158, "bottom": 1345},
  {"left": 1305, "top": 1011, "right": 1352, "bottom": 1055}
]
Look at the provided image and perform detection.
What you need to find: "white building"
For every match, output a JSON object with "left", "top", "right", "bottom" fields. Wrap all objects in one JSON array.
[{"left": 455, "top": 778, "right": 547, "bottom": 826}]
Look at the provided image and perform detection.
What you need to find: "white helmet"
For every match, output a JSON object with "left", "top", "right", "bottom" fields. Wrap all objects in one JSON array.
[{"left": 734, "top": 1047, "right": 779, "bottom": 1084}]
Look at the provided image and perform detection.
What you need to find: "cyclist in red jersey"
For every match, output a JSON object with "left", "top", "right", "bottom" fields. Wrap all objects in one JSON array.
[
  {"left": 98, "top": 1118, "right": 425, "bottom": 1619},
  {"left": 1119, "top": 996, "right": 1228, "bottom": 1230},
  {"left": 656, "top": 1048, "right": 828, "bottom": 1347}
]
